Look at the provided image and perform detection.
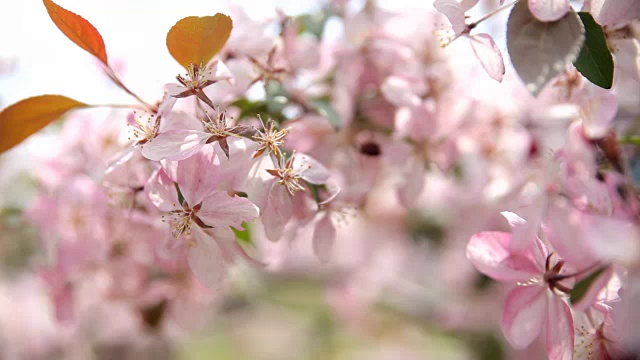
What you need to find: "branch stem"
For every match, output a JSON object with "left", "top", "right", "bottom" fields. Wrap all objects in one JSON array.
[
  {"left": 104, "top": 66, "right": 157, "bottom": 112},
  {"left": 469, "top": 0, "right": 520, "bottom": 28}
]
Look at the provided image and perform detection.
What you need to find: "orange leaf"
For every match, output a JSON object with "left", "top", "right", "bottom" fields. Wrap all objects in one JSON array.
[
  {"left": 43, "top": 0, "right": 108, "bottom": 64},
  {"left": 0, "top": 95, "right": 88, "bottom": 153},
  {"left": 166, "top": 14, "right": 232, "bottom": 68}
]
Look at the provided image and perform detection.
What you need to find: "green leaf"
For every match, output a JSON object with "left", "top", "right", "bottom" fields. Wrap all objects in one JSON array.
[
  {"left": 619, "top": 135, "right": 640, "bottom": 145},
  {"left": 574, "top": 12, "right": 614, "bottom": 89},
  {"left": 309, "top": 99, "right": 341, "bottom": 129},
  {"left": 174, "top": 183, "right": 185, "bottom": 206},
  {"left": 297, "top": 11, "right": 331, "bottom": 38},
  {"left": 407, "top": 213, "right": 446, "bottom": 247},
  {"left": 265, "top": 80, "right": 288, "bottom": 114},
  {"left": 570, "top": 266, "right": 607, "bottom": 304},
  {"left": 233, "top": 222, "right": 252, "bottom": 246},
  {"left": 230, "top": 98, "right": 268, "bottom": 119},
  {"left": 466, "top": 333, "right": 504, "bottom": 360}
]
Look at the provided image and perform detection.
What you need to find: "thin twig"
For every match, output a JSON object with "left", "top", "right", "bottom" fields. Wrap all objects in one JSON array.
[
  {"left": 104, "top": 66, "right": 157, "bottom": 112},
  {"left": 469, "top": 0, "right": 520, "bottom": 28}
]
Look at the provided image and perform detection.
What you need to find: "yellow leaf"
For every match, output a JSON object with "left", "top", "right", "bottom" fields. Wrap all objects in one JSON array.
[
  {"left": 0, "top": 95, "right": 88, "bottom": 153},
  {"left": 43, "top": 0, "right": 108, "bottom": 65},
  {"left": 166, "top": 14, "right": 232, "bottom": 68}
]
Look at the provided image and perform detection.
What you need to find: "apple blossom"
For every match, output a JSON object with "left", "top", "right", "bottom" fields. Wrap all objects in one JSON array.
[
  {"left": 142, "top": 107, "right": 250, "bottom": 160},
  {"left": 252, "top": 117, "right": 289, "bottom": 160},
  {"left": 1, "top": 0, "right": 640, "bottom": 358},
  {"left": 433, "top": 0, "right": 505, "bottom": 81},
  {"left": 146, "top": 146, "right": 261, "bottom": 286},
  {"left": 467, "top": 214, "right": 575, "bottom": 359}
]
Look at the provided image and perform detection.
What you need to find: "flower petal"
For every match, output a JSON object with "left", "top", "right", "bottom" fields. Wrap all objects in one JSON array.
[
  {"left": 319, "top": 183, "right": 341, "bottom": 205},
  {"left": 159, "top": 111, "right": 203, "bottom": 132},
  {"left": 197, "top": 191, "right": 260, "bottom": 229},
  {"left": 500, "top": 211, "right": 539, "bottom": 255},
  {"left": 581, "top": 87, "right": 618, "bottom": 139},
  {"left": 548, "top": 199, "right": 640, "bottom": 268},
  {"left": 584, "top": 215, "right": 640, "bottom": 266},
  {"left": 469, "top": 33, "right": 505, "bottom": 82},
  {"left": 589, "top": 0, "right": 640, "bottom": 26},
  {"left": 528, "top": 0, "right": 571, "bottom": 22},
  {"left": 156, "top": 91, "right": 178, "bottom": 117},
  {"left": 175, "top": 145, "right": 220, "bottom": 206},
  {"left": 546, "top": 199, "right": 599, "bottom": 270},
  {"left": 500, "top": 285, "right": 547, "bottom": 349},
  {"left": 545, "top": 296, "right": 574, "bottom": 360},
  {"left": 293, "top": 153, "right": 330, "bottom": 184},
  {"left": 434, "top": 0, "right": 467, "bottom": 35},
  {"left": 141, "top": 130, "right": 210, "bottom": 161},
  {"left": 460, "top": 0, "right": 479, "bottom": 12},
  {"left": 312, "top": 213, "right": 336, "bottom": 263},
  {"left": 380, "top": 76, "right": 421, "bottom": 107},
  {"left": 167, "top": 83, "right": 188, "bottom": 97},
  {"left": 201, "top": 226, "right": 263, "bottom": 267},
  {"left": 204, "top": 60, "right": 233, "bottom": 83},
  {"left": 467, "top": 232, "right": 541, "bottom": 282},
  {"left": 103, "top": 147, "right": 135, "bottom": 186},
  {"left": 212, "top": 137, "right": 259, "bottom": 191},
  {"left": 188, "top": 225, "right": 226, "bottom": 288},
  {"left": 147, "top": 169, "right": 180, "bottom": 212},
  {"left": 262, "top": 181, "right": 294, "bottom": 241},
  {"left": 397, "top": 156, "right": 426, "bottom": 208}
]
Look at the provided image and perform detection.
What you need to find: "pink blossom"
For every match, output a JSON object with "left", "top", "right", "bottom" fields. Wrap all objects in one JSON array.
[
  {"left": 469, "top": 33, "right": 505, "bottom": 83},
  {"left": 577, "top": 84, "right": 618, "bottom": 140},
  {"left": 262, "top": 153, "right": 330, "bottom": 241},
  {"left": 141, "top": 108, "right": 250, "bottom": 161},
  {"left": 432, "top": 1, "right": 505, "bottom": 82},
  {"left": 147, "top": 146, "right": 260, "bottom": 287},
  {"left": 467, "top": 213, "right": 575, "bottom": 358},
  {"left": 587, "top": 0, "right": 640, "bottom": 26},
  {"left": 168, "top": 61, "right": 232, "bottom": 97},
  {"left": 433, "top": 0, "right": 478, "bottom": 35}
]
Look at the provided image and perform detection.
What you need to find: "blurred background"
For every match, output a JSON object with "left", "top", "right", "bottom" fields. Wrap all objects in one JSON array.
[{"left": 0, "top": 1, "right": 535, "bottom": 359}]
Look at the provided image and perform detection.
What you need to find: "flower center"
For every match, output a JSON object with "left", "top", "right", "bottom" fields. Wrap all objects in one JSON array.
[
  {"left": 179, "top": 63, "right": 206, "bottom": 90},
  {"left": 202, "top": 110, "right": 227, "bottom": 136},
  {"left": 128, "top": 111, "right": 159, "bottom": 145},
  {"left": 542, "top": 253, "right": 572, "bottom": 294},
  {"left": 267, "top": 166, "right": 305, "bottom": 196},
  {"left": 170, "top": 210, "right": 193, "bottom": 239},
  {"left": 162, "top": 202, "right": 210, "bottom": 242},
  {"left": 252, "top": 120, "right": 288, "bottom": 159}
]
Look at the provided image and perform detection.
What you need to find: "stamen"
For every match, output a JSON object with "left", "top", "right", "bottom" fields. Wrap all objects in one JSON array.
[
  {"left": 434, "top": 28, "right": 456, "bottom": 48},
  {"left": 165, "top": 209, "right": 194, "bottom": 240},
  {"left": 252, "top": 116, "right": 289, "bottom": 160}
]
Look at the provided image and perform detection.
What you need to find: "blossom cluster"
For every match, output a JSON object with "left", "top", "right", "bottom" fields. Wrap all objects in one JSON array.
[{"left": 0, "top": 0, "right": 639, "bottom": 359}]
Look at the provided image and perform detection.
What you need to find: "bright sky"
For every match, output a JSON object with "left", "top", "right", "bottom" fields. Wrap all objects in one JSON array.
[
  {"left": 0, "top": 0, "right": 320, "bottom": 107},
  {"left": 0, "top": 0, "right": 508, "bottom": 108}
]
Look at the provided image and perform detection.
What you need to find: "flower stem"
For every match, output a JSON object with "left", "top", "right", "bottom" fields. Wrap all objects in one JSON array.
[
  {"left": 104, "top": 66, "right": 157, "bottom": 112},
  {"left": 469, "top": 0, "right": 520, "bottom": 29}
]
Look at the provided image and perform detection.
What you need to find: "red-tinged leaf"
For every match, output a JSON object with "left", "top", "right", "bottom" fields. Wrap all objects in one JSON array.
[
  {"left": 43, "top": 0, "right": 108, "bottom": 64},
  {"left": 0, "top": 95, "right": 88, "bottom": 153},
  {"left": 166, "top": 14, "right": 232, "bottom": 68}
]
